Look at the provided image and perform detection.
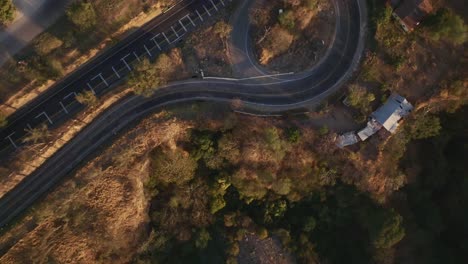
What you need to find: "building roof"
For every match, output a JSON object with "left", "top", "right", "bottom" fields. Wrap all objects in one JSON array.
[
  {"left": 394, "top": 0, "right": 433, "bottom": 31},
  {"left": 357, "top": 119, "right": 382, "bottom": 141},
  {"left": 371, "top": 93, "right": 413, "bottom": 133},
  {"left": 336, "top": 132, "right": 360, "bottom": 148}
]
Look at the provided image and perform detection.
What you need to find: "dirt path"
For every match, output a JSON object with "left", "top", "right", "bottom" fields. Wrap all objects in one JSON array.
[{"left": 0, "top": 0, "right": 74, "bottom": 67}]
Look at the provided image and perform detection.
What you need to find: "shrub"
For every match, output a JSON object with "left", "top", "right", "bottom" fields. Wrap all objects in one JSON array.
[
  {"left": 75, "top": 90, "right": 99, "bottom": 108},
  {"left": 34, "top": 33, "right": 63, "bottom": 55},
  {"left": 278, "top": 10, "right": 295, "bottom": 30},
  {"left": 408, "top": 114, "right": 441, "bottom": 140},
  {"left": 66, "top": 1, "right": 97, "bottom": 31},
  {"left": 148, "top": 146, "right": 197, "bottom": 187},
  {"left": 0, "top": 0, "right": 15, "bottom": 25},
  {"left": 425, "top": 8, "right": 467, "bottom": 45}
]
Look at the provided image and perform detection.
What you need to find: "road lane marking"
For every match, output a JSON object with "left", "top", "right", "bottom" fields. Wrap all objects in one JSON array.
[
  {"left": 87, "top": 83, "right": 97, "bottom": 95},
  {"left": 171, "top": 26, "right": 180, "bottom": 38},
  {"left": 178, "top": 20, "right": 188, "bottom": 31},
  {"left": 196, "top": 9, "right": 204, "bottom": 21},
  {"left": 184, "top": 14, "right": 196, "bottom": 26},
  {"left": 120, "top": 54, "right": 132, "bottom": 71},
  {"left": 143, "top": 44, "right": 153, "bottom": 57},
  {"left": 5, "top": 133, "right": 18, "bottom": 149},
  {"left": 112, "top": 66, "right": 121, "bottom": 78},
  {"left": 162, "top": 32, "right": 171, "bottom": 43},
  {"left": 210, "top": 0, "right": 218, "bottom": 11},
  {"left": 150, "top": 34, "right": 163, "bottom": 50},
  {"left": 91, "top": 73, "right": 109, "bottom": 87},
  {"left": 133, "top": 51, "right": 142, "bottom": 62},
  {"left": 59, "top": 102, "right": 69, "bottom": 114},
  {"left": 35, "top": 112, "right": 53, "bottom": 124},
  {"left": 203, "top": 5, "right": 211, "bottom": 16}
]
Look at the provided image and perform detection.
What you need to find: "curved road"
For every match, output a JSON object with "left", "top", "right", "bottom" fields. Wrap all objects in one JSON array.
[{"left": 0, "top": 0, "right": 367, "bottom": 228}]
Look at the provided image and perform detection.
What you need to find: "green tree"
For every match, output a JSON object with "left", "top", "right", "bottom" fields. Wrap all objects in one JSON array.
[
  {"left": 302, "top": 216, "right": 317, "bottom": 233},
  {"left": 278, "top": 10, "right": 295, "bottom": 30},
  {"left": 285, "top": 126, "right": 301, "bottom": 143},
  {"left": 23, "top": 124, "right": 51, "bottom": 144},
  {"left": 346, "top": 84, "right": 375, "bottom": 114},
  {"left": 149, "top": 146, "right": 197, "bottom": 187},
  {"left": 127, "top": 57, "right": 167, "bottom": 97},
  {"left": 368, "top": 210, "right": 405, "bottom": 249},
  {"left": 75, "top": 90, "right": 99, "bottom": 108},
  {"left": 425, "top": 8, "right": 467, "bottom": 45},
  {"left": 408, "top": 114, "right": 441, "bottom": 139},
  {"left": 0, "top": 0, "right": 15, "bottom": 25},
  {"left": 195, "top": 228, "right": 211, "bottom": 249},
  {"left": 66, "top": 1, "right": 97, "bottom": 31}
]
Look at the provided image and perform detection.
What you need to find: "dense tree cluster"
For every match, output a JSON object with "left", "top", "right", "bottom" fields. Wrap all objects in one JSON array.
[{"left": 0, "top": 0, "right": 15, "bottom": 25}]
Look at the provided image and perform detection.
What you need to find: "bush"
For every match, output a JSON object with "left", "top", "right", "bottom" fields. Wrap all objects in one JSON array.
[
  {"left": 424, "top": 8, "right": 466, "bottom": 45},
  {"left": 127, "top": 55, "right": 172, "bottom": 97},
  {"left": 148, "top": 146, "right": 198, "bottom": 187},
  {"left": 346, "top": 84, "right": 375, "bottom": 115},
  {"left": 66, "top": 1, "right": 97, "bottom": 31},
  {"left": 34, "top": 33, "right": 63, "bottom": 55},
  {"left": 278, "top": 10, "right": 295, "bottom": 30},
  {"left": 408, "top": 114, "right": 441, "bottom": 140},
  {"left": 75, "top": 90, "right": 99, "bottom": 108},
  {"left": 0, "top": 0, "right": 15, "bottom": 25}
]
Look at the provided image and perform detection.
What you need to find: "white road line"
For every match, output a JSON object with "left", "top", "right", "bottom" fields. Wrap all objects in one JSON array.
[
  {"left": 143, "top": 44, "right": 153, "bottom": 57},
  {"left": 91, "top": 73, "right": 109, "bottom": 87},
  {"left": 35, "top": 112, "right": 53, "bottom": 124},
  {"left": 87, "top": 83, "right": 97, "bottom": 95},
  {"left": 184, "top": 14, "right": 196, "bottom": 26},
  {"left": 203, "top": 5, "right": 212, "bottom": 16},
  {"left": 112, "top": 66, "right": 121, "bottom": 78},
  {"left": 59, "top": 102, "right": 69, "bottom": 114},
  {"left": 5, "top": 133, "right": 18, "bottom": 149},
  {"left": 178, "top": 20, "right": 187, "bottom": 31},
  {"left": 171, "top": 26, "right": 180, "bottom": 38},
  {"left": 64, "top": 92, "right": 77, "bottom": 100},
  {"left": 151, "top": 34, "right": 162, "bottom": 50},
  {"left": 219, "top": 0, "right": 225, "bottom": 6},
  {"left": 195, "top": 9, "right": 204, "bottom": 21},
  {"left": 210, "top": 0, "right": 218, "bottom": 11},
  {"left": 133, "top": 52, "right": 142, "bottom": 62},
  {"left": 162, "top": 32, "right": 171, "bottom": 43},
  {"left": 120, "top": 54, "right": 132, "bottom": 71}
]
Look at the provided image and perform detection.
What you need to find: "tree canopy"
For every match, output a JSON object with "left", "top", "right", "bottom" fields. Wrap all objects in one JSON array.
[
  {"left": 425, "top": 8, "right": 467, "bottom": 45},
  {"left": 0, "top": 0, "right": 15, "bottom": 25},
  {"left": 66, "top": 1, "right": 97, "bottom": 32}
]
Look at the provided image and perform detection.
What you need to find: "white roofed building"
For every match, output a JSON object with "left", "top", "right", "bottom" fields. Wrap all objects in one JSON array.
[{"left": 371, "top": 93, "right": 413, "bottom": 133}]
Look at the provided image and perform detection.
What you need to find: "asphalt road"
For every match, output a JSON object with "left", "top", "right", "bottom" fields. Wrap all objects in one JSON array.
[
  {"left": 0, "top": 0, "right": 367, "bottom": 228},
  {"left": 0, "top": 0, "right": 226, "bottom": 155}
]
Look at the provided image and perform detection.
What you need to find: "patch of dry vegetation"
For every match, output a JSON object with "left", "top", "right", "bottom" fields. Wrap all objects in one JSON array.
[{"left": 251, "top": 0, "right": 335, "bottom": 71}]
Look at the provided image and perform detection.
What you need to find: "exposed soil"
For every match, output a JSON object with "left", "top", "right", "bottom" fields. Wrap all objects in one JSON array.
[
  {"left": 238, "top": 234, "right": 295, "bottom": 264},
  {"left": 250, "top": 0, "right": 335, "bottom": 73}
]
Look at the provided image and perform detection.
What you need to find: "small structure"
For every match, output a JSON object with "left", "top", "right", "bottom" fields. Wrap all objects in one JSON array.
[
  {"left": 357, "top": 119, "right": 382, "bottom": 141},
  {"left": 391, "top": 0, "right": 433, "bottom": 32},
  {"left": 336, "top": 132, "right": 360, "bottom": 148},
  {"left": 335, "top": 93, "right": 413, "bottom": 147},
  {"left": 371, "top": 93, "right": 413, "bottom": 133}
]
